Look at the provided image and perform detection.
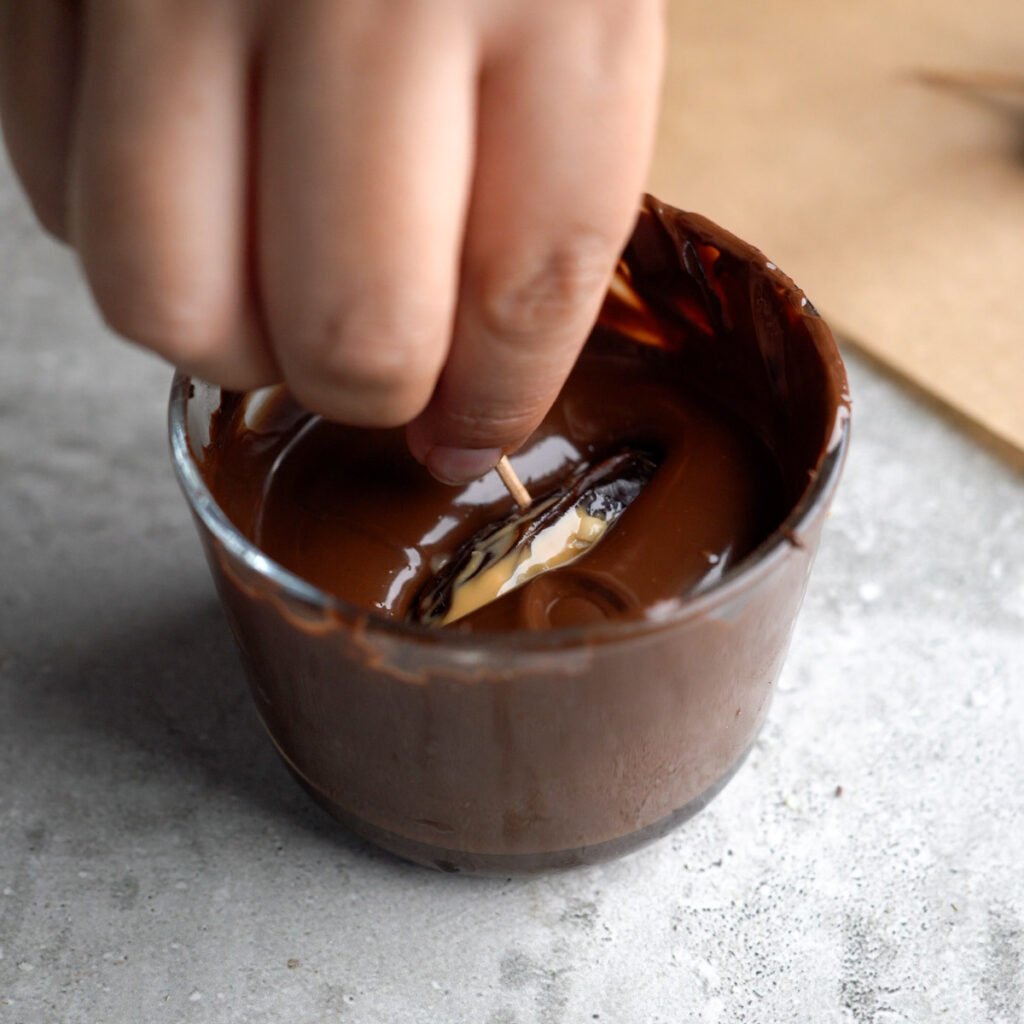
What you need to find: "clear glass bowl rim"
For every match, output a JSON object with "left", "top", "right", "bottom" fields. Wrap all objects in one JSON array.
[{"left": 168, "top": 372, "right": 850, "bottom": 653}]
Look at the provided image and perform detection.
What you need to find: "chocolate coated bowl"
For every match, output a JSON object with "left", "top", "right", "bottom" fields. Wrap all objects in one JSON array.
[{"left": 169, "top": 197, "right": 850, "bottom": 874}]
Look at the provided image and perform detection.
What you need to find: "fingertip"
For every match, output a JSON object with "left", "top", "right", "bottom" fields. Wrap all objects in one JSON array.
[
  {"left": 404, "top": 418, "right": 433, "bottom": 466},
  {"left": 407, "top": 395, "right": 542, "bottom": 467},
  {"left": 27, "top": 188, "right": 70, "bottom": 243},
  {"left": 424, "top": 445, "right": 504, "bottom": 486}
]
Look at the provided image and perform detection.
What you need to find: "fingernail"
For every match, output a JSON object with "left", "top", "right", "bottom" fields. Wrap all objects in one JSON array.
[{"left": 426, "top": 446, "right": 503, "bottom": 485}]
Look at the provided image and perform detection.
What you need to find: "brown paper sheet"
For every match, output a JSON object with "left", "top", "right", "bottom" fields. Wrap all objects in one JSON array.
[{"left": 649, "top": 0, "right": 1024, "bottom": 458}]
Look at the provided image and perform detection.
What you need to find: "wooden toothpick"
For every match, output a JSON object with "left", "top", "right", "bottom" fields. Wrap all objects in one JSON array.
[{"left": 496, "top": 455, "right": 532, "bottom": 508}]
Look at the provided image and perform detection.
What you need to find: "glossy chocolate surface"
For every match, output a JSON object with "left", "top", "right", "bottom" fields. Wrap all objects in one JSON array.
[{"left": 203, "top": 339, "right": 788, "bottom": 632}]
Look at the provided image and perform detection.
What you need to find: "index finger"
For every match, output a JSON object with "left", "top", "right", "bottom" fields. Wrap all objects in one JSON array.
[{"left": 406, "top": 2, "right": 664, "bottom": 483}]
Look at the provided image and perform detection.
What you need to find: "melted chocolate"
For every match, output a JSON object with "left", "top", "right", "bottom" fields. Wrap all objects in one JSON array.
[
  {"left": 203, "top": 336, "right": 788, "bottom": 632},
  {"left": 183, "top": 196, "right": 850, "bottom": 872}
]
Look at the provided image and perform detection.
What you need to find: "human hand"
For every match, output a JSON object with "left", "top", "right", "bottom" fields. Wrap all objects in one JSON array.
[{"left": 0, "top": 0, "right": 664, "bottom": 482}]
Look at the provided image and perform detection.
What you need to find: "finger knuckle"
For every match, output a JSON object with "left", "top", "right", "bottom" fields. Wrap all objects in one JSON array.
[
  {"left": 475, "top": 232, "right": 617, "bottom": 345},
  {"left": 287, "top": 301, "right": 445, "bottom": 426},
  {"left": 434, "top": 400, "right": 545, "bottom": 450}
]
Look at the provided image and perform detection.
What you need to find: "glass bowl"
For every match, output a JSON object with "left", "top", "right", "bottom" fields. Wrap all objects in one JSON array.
[{"left": 168, "top": 196, "right": 850, "bottom": 874}]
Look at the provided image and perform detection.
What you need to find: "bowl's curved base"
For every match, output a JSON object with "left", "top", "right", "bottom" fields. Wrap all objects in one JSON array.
[{"left": 286, "top": 747, "right": 752, "bottom": 876}]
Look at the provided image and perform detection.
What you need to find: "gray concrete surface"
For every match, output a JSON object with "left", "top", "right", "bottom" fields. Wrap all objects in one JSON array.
[{"left": 1, "top": 150, "right": 1022, "bottom": 1024}]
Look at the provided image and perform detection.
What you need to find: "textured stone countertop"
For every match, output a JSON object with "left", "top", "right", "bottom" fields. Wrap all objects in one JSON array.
[{"left": 2, "top": 152, "right": 1022, "bottom": 1024}]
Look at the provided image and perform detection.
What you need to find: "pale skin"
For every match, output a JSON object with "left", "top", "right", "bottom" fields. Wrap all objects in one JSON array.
[{"left": 0, "top": 0, "right": 665, "bottom": 484}]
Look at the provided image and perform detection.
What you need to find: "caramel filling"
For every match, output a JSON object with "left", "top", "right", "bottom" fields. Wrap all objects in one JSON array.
[{"left": 441, "top": 505, "right": 610, "bottom": 625}]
